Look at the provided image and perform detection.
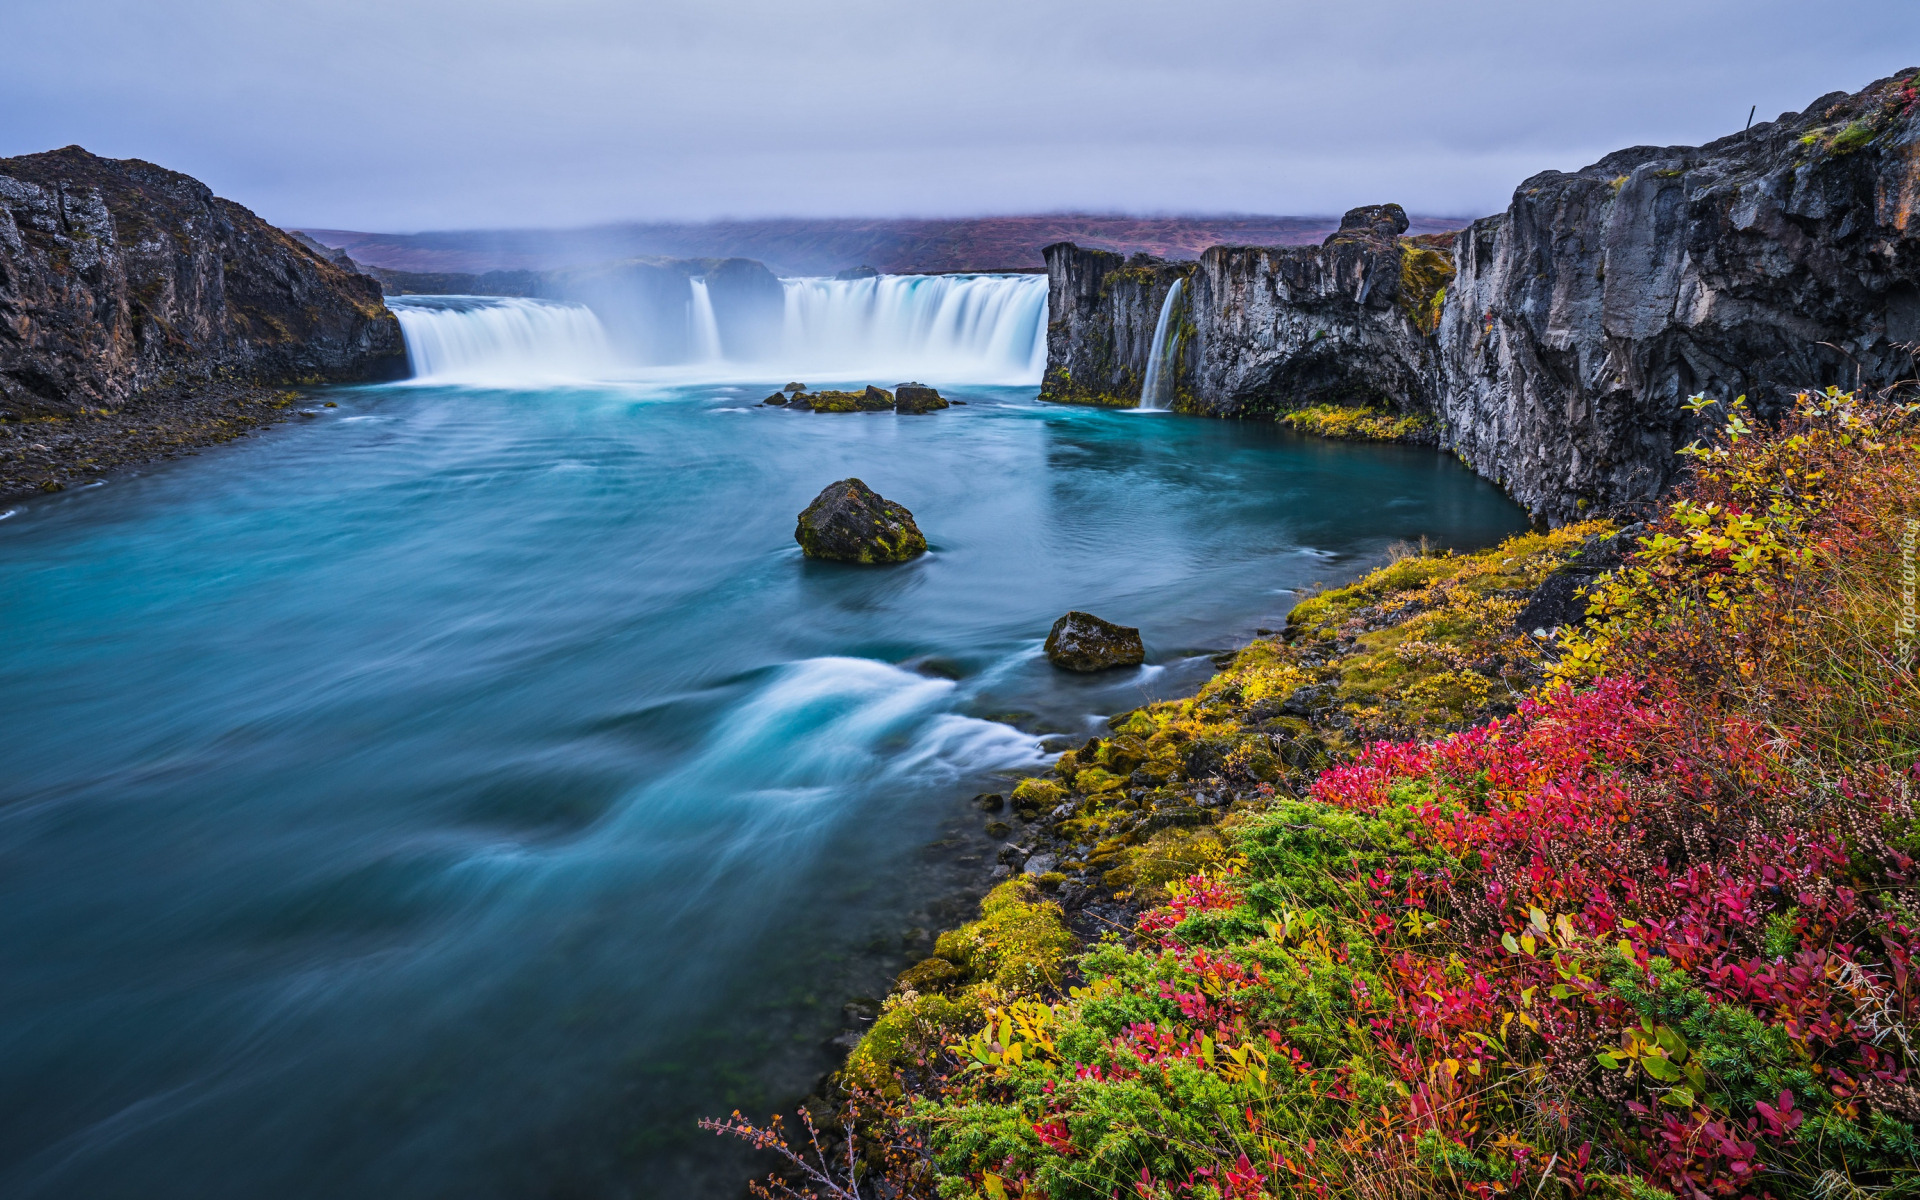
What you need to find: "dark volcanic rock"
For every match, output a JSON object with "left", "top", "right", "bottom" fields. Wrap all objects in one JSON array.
[
  {"left": 1514, "top": 525, "right": 1642, "bottom": 633},
  {"left": 795, "top": 478, "right": 927, "bottom": 563},
  {"left": 894, "top": 383, "right": 949, "bottom": 413},
  {"left": 810, "top": 386, "right": 895, "bottom": 413},
  {"left": 1041, "top": 71, "right": 1920, "bottom": 524},
  {"left": 1044, "top": 611, "right": 1146, "bottom": 672},
  {"left": 762, "top": 391, "right": 789, "bottom": 405},
  {"left": 0, "top": 146, "right": 406, "bottom": 417},
  {"left": 784, "top": 382, "right": 806, "bottom": 392},
  {"left": 1040, "top": 248, "right": 1194, "bottom": 407}
]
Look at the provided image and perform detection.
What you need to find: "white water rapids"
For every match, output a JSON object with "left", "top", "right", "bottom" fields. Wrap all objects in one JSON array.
[{"left": 391, "top": 273, "right": 1047, "bottom": 387}]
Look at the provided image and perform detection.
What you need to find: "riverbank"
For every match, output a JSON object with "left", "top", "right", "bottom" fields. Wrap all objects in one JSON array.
[
  {"left": 721, "top": 389, "right": 1920, "bottom": 1200},
  {"left": 0, "top": 381, "right": 320, "bottom": 501},
  {"left": 749, "top": 508, "right": 1621, "bottom": 1176}
]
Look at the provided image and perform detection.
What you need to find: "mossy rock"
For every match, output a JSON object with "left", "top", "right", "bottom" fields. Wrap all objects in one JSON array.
[
  {"left": 794, "top": 477, "right": 926, "bottom": 563},
  {"left": 1011, "top": 777, "right": 1066, "bottom": 808},
  {"left": 809, "top": 386, "right": 895, "bottom": 413},
  {"left": 896, "top": 955, "right": 961, "bottom": 993}
]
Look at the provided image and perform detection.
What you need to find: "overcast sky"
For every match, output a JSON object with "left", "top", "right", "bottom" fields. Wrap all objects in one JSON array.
[{"left": 4, "top": 0, "right": 1915, "bottom": 232}]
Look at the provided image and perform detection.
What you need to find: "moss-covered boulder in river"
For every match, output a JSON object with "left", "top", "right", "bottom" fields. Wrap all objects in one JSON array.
[
  {"left": 794, "top": 477, "right": 926, "bottom": 563},
  {"left": 1043, "top": 610, "right": 1145, "bottom": 671}
]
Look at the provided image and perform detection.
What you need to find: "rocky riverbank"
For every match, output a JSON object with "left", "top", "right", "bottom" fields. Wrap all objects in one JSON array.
[
  {"left": 785, "top": 518, "right": 1625, "bottom": 1164},
  {"left": 0, "top": 146, "right": 406, "bottom": 493},
  {"left": 0, "top": 380, "right": 329, "bottom": 502}
]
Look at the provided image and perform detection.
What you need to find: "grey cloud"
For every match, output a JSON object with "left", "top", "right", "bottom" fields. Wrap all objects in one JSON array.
[{"left": 2, "top": 0, "right": 1914, "bottom": 229}]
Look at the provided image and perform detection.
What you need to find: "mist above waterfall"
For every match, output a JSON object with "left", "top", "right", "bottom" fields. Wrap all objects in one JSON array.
[{"left": 391, "top": 273, "right": 1046, "bottom": 386}]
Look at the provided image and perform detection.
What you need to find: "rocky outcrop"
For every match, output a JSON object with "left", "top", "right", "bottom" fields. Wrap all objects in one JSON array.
[
  {"left": 0, "top": 147, "right": 406, "bottom": 417},
  {"left": 795, "top": 478, "right": 927, "bottom": 563},
  {"left": 1042, "top": 208, "right": 1447, "bottom": 416},
  {"left": 894, "top": 383, "right": 949, "bottom": 414},
  {"left": 1040, "top": 247, "right": 1191, "bottom": 406},
  {"left": 1184, "top": 205, "right": 1449, "bottom": 421},
  {"left": 1043, "top": 611, "right": 1146, "bottom": 672},
  {"left": 1439, "top": 72, "right": 1920, "bottom": 520},
  {"left": 1043, "top": 72, "right": 1920, "bottom": 523},
  {"left": 807, "top": 386, "right": 895, "bottom": 413}
]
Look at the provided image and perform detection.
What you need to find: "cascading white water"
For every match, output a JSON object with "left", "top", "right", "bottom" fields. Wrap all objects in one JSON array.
[
  {"left": 388, "top": 273, "right": 1048, "bottom": 386},
  {"left": 688, "top": 278, "right": 724, "bottom": 362},
  {"left": 390, "top": 297, "right": 613, "bottom": 385},
  {"left": 1138, "top": 278, "right": 1186, "bottom": 410},
  {"left": 778, "top": 274, "right": 1046, "bottom": 385}
]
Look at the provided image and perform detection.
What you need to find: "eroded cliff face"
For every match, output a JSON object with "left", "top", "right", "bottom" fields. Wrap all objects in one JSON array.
[
  {"left": 1045, "top": 72, "right": 1920, "bottom": 523},
  {"left": 1440, "top": 73, "right": 1920, "bottom": 520},
  {"left": 1186, "top": 205, "right": 1448, "bottom": 420},
  {"left": 1040, "top": 244, "right": 1191, "bottom": 406},
  {"left": 0, "top": 147, "right": 405, "bottom": 417}
]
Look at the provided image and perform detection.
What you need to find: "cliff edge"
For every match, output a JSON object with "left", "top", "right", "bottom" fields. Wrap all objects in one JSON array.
[
  {"left": 0, "top": 146, "right": 406, "bottom": 419},
  {"left": 1044, "top": 71, "right": 1920, "bottom": 523}
]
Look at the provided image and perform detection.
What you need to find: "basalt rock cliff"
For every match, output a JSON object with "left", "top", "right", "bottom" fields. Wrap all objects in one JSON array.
[
  {"left": 0, "top": 147, "right": 406, "bottom": 417},
  {"left": 1044, "top": 71, "right": 1920, "bottom": 523}
]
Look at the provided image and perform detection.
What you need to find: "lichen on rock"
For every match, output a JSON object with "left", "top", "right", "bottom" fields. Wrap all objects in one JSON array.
[
  {"left": 793, "top": 477, "right": 926, "bottom": 563},
  {"left": 1043, "top": 610, "right": 1145, "bottom": 671}
]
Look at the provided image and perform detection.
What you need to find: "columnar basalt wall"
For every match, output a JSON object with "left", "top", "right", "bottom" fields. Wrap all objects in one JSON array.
[
  {"left": 1438, "top": 73, "right": 1920, "bottom": 520},
  {"left": 1045, "top": 72, "right": 1920, "bottom": 523},
  {"left": 1039, "top": 244, "right": 1191, "bottom": 407},
  {"left": 1184, "top": 205, "right": 1444, "bottom": 420},
  {"left": 0, "top": 147, "right": 407, "bottom": 416}
]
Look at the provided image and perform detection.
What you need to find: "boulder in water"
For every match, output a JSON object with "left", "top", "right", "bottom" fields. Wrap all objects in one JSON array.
[
  {"left": 784, "top": 382, "right": 806, "bottom": 392},
  {"left": 894, "top": 383, "right": 949, "bottom": 414},
  {"left": 1044, "top": 611, "right": 1145, "bottom": 672},
  {"left": 787, "top": 392, "right": 815, "bottom": 411},
  {"left": 810, "top": 386, "right": 894, "bottom": 413},
  {"left": 795, "top": 478, "right": 927, "bottom": 563},
  {"left": 762, "top": 391, "right": 789, "bottom": 406}
]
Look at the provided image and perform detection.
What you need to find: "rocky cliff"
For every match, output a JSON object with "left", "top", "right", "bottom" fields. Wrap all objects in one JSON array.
[
  {"left": 1040, "top": 246, "right": 1191, "bottom": 406},
  {"left": 0, "top": 147, "right": 406, "bottom": 418},
  {"left": 1044, "top": 71, "right": 1920, "bottom": 523}
]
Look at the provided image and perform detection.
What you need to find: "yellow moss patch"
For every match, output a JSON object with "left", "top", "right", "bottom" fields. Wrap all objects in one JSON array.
[{"left": 1280, "top": 403, "right": 1435, "bottom": 443}]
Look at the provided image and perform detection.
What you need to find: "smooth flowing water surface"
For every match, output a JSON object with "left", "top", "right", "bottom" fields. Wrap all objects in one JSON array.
[{"left": 0, "top": 330, "right": 1527, "bottom": 1197}]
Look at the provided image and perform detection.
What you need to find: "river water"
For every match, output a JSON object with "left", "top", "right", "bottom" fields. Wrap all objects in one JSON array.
[{"left": 0, "top": 287, "right": 1526, "bottom": 1198}]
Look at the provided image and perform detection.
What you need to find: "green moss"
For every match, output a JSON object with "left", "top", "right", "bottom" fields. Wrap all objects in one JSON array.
[
  {"left": 1830, "top": 119, "right": 1877, "bottom": 155},
  {"left": 1397, "top": 242, "right": 1455, "bottom": 336},
  {"left": 1011, "top": 777, "right": 1066, "bottom": 808},
  {"left": 1279, "top": 403, "right": 1435, "bottom": 444}
]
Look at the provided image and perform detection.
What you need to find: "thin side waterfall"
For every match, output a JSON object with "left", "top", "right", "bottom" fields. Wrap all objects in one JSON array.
[
  {"left": 1139, "top": 278, "right": 1186, "bottom": 410},
  {"left": 389, "top": 297, "right": 613, "bottom": 384},
  {"left": 688, "top": 278, "right": 724, "bottom": 361}
]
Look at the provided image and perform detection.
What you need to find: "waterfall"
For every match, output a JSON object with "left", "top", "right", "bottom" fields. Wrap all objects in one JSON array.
[
  {"left": 389, "top": 273, "right": 1048, "bottom": 386},
  {"left": 778, "top": 274, "right": 1046, "bottom": 385},
  {"left": 390, "top": 297, "right": 613, "bottom": 385},
  {"left": 688, "top": 278, "right": 724, "bottom": 362},
  {"left": 1139, "top": 278, "right": 1186, "bottom": 410}
]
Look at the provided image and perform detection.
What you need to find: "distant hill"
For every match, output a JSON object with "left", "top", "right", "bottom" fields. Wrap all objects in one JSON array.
[{"left": 298, "top": 213, "right": 1478, "bottom": 278}]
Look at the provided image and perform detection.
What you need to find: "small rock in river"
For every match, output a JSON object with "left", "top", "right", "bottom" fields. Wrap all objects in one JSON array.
[
  {"left": 795, "top": 478, "right": 926, "bottom": 563},
  {"left": 894, "top": 383, "right": 949, "bottom": 414},
  {"left": 1043, "top": 611, "right": 1145, "bottom": 672},
  {"left": 762, "top": 391, "right": 789, "bottom": 405}
]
